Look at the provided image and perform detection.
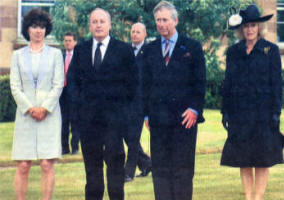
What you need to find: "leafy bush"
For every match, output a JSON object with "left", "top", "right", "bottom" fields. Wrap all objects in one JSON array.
[{"left": 0, "top": 75, "right": 16, "bottom": 122}]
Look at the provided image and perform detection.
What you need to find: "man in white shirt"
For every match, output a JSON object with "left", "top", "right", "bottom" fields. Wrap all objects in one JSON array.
[{"left": 67, "top": 8, "right": 138, "bottom": 200}]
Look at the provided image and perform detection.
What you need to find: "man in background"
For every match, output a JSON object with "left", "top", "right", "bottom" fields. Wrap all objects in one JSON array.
[
  {"left": 60, "top": 32, "right": 79, "bottom": 155},
  {"left": 124, "top": 22, "right": 152, "bottom": 182}
]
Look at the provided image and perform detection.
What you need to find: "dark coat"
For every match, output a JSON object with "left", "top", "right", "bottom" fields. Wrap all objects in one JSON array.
[
  {"left": 67, "top": 38, "right": 138, "bottom": 126},
  {"left": 221, "top": 39, "right": 283, "bottom": 167},
  {"left": 222, "top": 39, "right": 282, "bottom": 121},
  {"left": 142, "top": 35, "right": 206, "bottom": 126},
  {"left": 128, "top": 43, "right": 146, "bottom": 116}
]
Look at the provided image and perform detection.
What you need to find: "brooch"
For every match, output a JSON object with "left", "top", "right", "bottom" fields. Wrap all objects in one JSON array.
[{"left": 264, "top": 46, "right": 270, "bottom": 54}]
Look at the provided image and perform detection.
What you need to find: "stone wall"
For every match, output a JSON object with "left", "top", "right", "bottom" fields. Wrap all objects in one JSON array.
[
  {"left": 258, "top": 0, "right": 277, "bottom": 43},
  {"left": 0, "top": 0, "right": 18, "bottom": 74}
]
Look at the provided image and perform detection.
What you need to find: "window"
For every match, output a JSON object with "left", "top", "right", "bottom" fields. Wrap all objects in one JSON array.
[
  {"left": 277, "top": 0, "right": 284, "bottom": 42},
  {"left": 18, "top": 0, "right": 55, "bottom": 37}
]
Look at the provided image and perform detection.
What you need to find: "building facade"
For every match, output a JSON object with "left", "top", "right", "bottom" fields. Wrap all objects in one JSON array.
[{"left": 0, "top": 0, "right": 281, "bottom": 74}]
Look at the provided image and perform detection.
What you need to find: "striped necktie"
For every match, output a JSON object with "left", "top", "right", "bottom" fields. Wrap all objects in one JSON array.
[{"left": 163, "top": 40, "right": 170, "bottom": 66}]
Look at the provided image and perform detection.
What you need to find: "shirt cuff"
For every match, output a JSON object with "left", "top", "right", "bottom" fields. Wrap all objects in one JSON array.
[{"left": 188, "top": 108, "right": 198, "bottom": 116}]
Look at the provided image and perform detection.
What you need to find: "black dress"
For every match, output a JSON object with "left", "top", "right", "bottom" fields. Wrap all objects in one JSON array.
[{"left": 221, "top": 39, "right": 284, "bottom": 167}]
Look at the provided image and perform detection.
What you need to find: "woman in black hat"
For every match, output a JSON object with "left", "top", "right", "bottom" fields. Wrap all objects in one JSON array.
[{"left": 221, "top": 4, "right": 284, "bottom": 200}]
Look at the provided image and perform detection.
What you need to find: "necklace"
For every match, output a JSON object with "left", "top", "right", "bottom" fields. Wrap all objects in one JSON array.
[{"left": 29, "top": 45, "right": 44, "bottom": 53}]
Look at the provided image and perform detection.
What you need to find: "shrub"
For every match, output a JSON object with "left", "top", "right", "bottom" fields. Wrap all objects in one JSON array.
[{"left": 0, "top": 75, "right": 16, "bottom": 122}]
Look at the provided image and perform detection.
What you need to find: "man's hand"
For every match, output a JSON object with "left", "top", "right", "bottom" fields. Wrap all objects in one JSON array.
[
  {"left": 181, "top": 109, "right": 197, "bottom": 129},
  {"left": 145, "top": 119, "right": 150, "bottom": 131},
  {"left": 222, "top": 113, "right": 229, "bottom": 130},
  {"left": 271, "top": 114, "right": 280, "bottom": 129}
]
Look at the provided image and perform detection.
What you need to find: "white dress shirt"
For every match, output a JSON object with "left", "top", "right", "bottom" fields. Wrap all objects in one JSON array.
[{"left": 92, "top": 36, "right": 110, "bottom": 65}]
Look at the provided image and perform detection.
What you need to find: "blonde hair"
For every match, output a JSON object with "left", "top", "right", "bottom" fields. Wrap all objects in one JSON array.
[{"left": 235, "top": 22, "right": 267, "bottom": 40}]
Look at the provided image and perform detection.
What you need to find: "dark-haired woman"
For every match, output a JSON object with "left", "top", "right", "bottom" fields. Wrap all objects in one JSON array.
[
  {"left": 10, "top": 8, "right": 64, "bottom": 200},
  {"left": 221, "top": 4, "right": 284, "bottom": 200}
]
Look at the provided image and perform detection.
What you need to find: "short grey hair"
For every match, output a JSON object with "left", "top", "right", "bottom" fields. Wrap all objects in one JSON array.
[
  {"left": 235, "top": 22, "right": 267, "bottom": 40},
  {"left": 90, "top": 8, "right": 111, "bottom": 23},
  {"left": 153, "top": 1, "right": 178, "bottom": 20},
  {"left": 132, "top": 22, "right": 147, "bottom": 32}
]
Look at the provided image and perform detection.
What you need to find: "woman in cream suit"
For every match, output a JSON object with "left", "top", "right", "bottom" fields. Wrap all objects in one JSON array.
[{"left": 10, "top": 9, "right": 64, "bottom": 200}]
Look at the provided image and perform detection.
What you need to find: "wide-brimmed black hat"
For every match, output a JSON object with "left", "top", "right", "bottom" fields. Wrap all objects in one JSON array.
[{"left": 228, "top": 4, "right": 273, "bottom": 30}]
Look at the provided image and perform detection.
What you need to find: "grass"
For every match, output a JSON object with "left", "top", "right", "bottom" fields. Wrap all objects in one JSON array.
[
  {"left": 0, "top": 154, "right": 283, "bottom": 200},
  {"left": 0, "top": 109, "right": 284, "bottom": 199}
]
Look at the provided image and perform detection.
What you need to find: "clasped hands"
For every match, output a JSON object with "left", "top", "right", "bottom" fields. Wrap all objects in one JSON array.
[{"left": 28, "top": 107, "right": 47, "bottom": 121}]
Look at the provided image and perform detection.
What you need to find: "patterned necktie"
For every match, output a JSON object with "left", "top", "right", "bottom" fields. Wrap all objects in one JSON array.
[
  {"left": 94, "top": 42, "right": 102, "bottom": 70},
  {"left": 163, "top": 40, "right": 170, "bottom": 66},
  {"left": 64, "top": 52, "right": 71, "bottom": 87}
]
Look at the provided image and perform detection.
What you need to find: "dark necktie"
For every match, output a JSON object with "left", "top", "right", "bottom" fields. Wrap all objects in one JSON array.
[
  {"left": 94, "top": 42, "right": 102, "bottom": 70},
  {"left": 133, "top": 46, "right": 137, "bottom": 56}
]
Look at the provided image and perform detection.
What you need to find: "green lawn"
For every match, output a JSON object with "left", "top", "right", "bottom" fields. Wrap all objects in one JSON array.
[
  {"left": 0, "top": 109, "right": 284, "bottom": 200},
  {"left": 1, "top": 154, "right": 283, "bottom": 200}
]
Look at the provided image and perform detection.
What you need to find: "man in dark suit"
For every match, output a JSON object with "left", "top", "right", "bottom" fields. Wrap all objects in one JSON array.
[
  {"left": 67, "top": 8, "right": 137, "bottom": 200},
  {"left": 124, "top": 22, "right": 152, "bottom": 182},
  {"left": 60, "top": 32, "right": 79, "bottom": 155},
  {"left": 142, "top": 1, "right": 206, "bottom": 200}
]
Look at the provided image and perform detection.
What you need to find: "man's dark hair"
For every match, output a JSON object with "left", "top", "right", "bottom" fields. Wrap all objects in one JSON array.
[
  {"left": 64, "top": 32, "right": 77, "bottom": 41},
  {"left": 22, "top": 8, "right": 52, "bottom": 41}
]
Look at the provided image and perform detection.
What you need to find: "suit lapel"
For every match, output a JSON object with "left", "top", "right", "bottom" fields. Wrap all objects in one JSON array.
[
  {"left": 23, "top": 45, "right": 50, "bottom": 88},
  {"left": 100, "top": 37, "right": 114, "bottom": 68},
  {"left": 82, "top": 39, "right": 93, "bottom": 71},
  {"left": 23, "top": 47, "right": 35, "bottom": 88},
  {"left": 37, "top": 45, "right": 50, "bottom": 86},
  {"left": 153, "top": 38, "right": 165, "bottom": 68},
  {"left": 136, "top": 44, "right": 145, "bottom": 59},
  {"left": 167, "top": 35, "right": 184, "bottom": 66}
]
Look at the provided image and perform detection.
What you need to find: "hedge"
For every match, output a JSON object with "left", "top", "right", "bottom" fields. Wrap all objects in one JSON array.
[{"left": 0, "top": 75, "right": 16, "bottom": 122}]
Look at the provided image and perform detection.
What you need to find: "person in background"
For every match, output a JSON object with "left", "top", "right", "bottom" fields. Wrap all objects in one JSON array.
[
  {"left": 60, "top": 32, "right": 79, "bottom": 155},
  {"left": 10, "top": 8, "right": 64, "bottom": 200},
  {"left": 142, "top": 1, "right": 206, "bottom": 200},
  {"left": 124, "top": 22, "right": 152, "bottom": 182},
  {"left": 67, "top": 8, "right": 137, "bottom": 200},
  {"left": 221, "top": 4, "right": 284, "bottom": 200}
]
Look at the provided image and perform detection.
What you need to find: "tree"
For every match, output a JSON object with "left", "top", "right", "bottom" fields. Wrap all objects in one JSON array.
[{"left": 51, "top": 0, "right": 255, "bottom": 108}]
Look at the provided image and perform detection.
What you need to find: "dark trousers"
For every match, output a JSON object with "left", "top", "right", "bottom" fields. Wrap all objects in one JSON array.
[
  {"left": 60, "top": 87, "right": 80, "bottom": 152},
  {"left": 80, "top": 111, "right": 125, "bottom": 200},
  {"left": 150, "top": 123, "right": 197, "bottom": 200},
  {"left": 124, "top": 114, "right": 151, "bottom": 178}
]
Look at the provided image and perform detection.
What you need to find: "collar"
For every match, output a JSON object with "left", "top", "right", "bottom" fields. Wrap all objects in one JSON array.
[
  {"left": 161, "top": 31, "right": 178, "bottom": 44},
  {"left": 132, "top": 41, "right": 144, "bottom": 50},
  {"left": 93, "top": 35, "right": 110, "bottom": 47},
  {"left": 65, "top": 50, "right": 74, "bottom": 55},
  {"left": 239, "top": 38, "right": 266, "bottom": 54}
]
